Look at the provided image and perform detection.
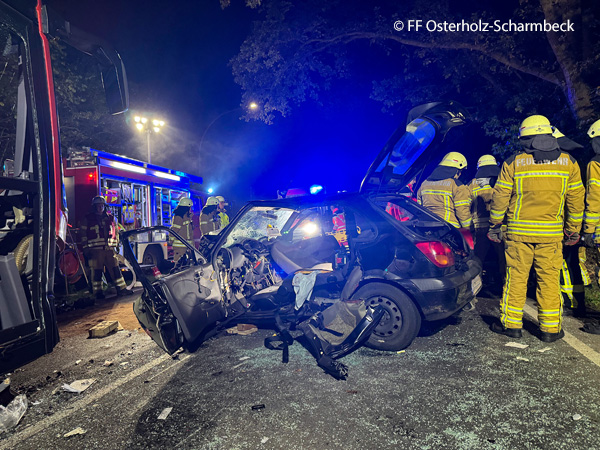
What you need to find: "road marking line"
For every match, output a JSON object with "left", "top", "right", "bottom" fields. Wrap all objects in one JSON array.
[
  {"left": 0, "top": 353, "right": 175, "bottom": 449},
  {"left": 522, "top": 303, "right": 600, "bottom": 367}
]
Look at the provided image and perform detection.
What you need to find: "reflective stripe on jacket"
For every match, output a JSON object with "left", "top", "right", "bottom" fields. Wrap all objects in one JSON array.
[
  {"left": 489, "top": 152, "right": 584, "bottom": 243},
  {"left": 417, "top": 178, "right": 472, "bottom": 228},
  {"left": 469, "top": 179, "right": 494, "bottom": 229},
  {"left": 170, "top": 213, "right": 194, "bottom": 247},
  {"left": 80, "top": 212, "right": 119, "bottom": 249},
  {"left": 583, "top": 158, "right": 600, "bottom": 236}
]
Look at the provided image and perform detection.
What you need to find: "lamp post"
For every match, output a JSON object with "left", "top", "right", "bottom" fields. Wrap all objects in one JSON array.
[
  {"left": 134, "top": 116, "right": 165, "bottom": 164},
  {"left": 198, "top": 102, "right": 258, "bottom": 154}
]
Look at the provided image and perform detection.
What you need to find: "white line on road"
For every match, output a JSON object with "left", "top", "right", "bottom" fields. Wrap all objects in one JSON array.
[
  {"left": 0, "top": 353, "right": 182, "bottom": 449},
  {"left": 522, "top": 303, "right": 600, "bottom": 367}
]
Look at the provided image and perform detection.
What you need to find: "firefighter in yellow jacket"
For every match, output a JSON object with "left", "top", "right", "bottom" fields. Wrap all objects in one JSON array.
[
  {"left": 469, "top": 154, "right": 505, "bottom": 284},
  {"left": 200, "top": 196, "right": 221, "bottom": 235},
  {"left": 582, "top": 119, "right": 600, "bottom": 248},
  {"left": 488, "top": 115, "right": 585, "bottom": 342},
  {"left": 170, "top": 197, "right": 195, "bottom": 262},
  {"left": 80, "top": 196, "right": 132, "bottom": 299},
  {"left": 417, "top": 152, "right": 472, "bottom": 228}
]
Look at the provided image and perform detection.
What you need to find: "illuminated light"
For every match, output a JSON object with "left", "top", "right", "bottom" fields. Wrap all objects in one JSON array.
[
  {"left": 141, "top": 117, "right": 147, "bottom": 124},
  {"left": 152, "top": 119, "right": 159, "bottom": 126},
  {"left": 134, "top": 116, "right": 141, "bottom": 122},
  {"left": 88, "top": 172, "right": 95, "bottom": 181},
  {"left": 249, "top": 102, "right": 258, "bottom": 110},
  {"left": 110, "top": 161, "right": 147, "bottom": 174},
  {"left": 153, "top": 127, "right": 160, "bottom": 133},
  {"left": 302, "top": 222, "right": 319, "bottom": 236},
  {"left": 309, "top": 184, "right": 324, "bottom": 195},
  {"left": 159, "top": 121, "right": 165, "bottom": 126},
  {"left": 135, "top": 123, "right": 144, "bottom": 131},
  {"left": 153, "top": 171, "right": 180, "bottom": 181},
  {"left": 208, "top": 188, "right": 214, "bottom": 194}
]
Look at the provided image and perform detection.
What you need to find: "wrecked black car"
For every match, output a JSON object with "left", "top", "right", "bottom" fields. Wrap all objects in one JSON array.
[{"left": 123, "top": 102, "right": 482, "bottom": 378}]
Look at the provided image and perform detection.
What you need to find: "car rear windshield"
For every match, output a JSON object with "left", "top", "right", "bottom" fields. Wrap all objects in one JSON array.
[
  {"left": 374, "top": 118, "right": 436, "bottom": 176},
  {"left": 371, "top": 197, "right": 432, "bottom": 223}
]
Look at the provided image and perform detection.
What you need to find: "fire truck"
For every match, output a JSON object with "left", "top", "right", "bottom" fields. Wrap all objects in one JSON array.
[
  {"left": 0, "top": 0, "right": 128, "bottom": 372},
  {"left": 63, "top": 148, "right": 204, "bottom": 266}
]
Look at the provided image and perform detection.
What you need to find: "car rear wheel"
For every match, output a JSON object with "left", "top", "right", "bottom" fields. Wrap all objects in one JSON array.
[{"left": 350, "top": 282, "right": 421, "bottom": 351}]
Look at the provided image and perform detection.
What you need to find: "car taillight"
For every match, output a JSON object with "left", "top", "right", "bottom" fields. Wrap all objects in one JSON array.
[
  {"left": 459, "top": 228, "right": 474, "bottom": 250},
  {"left": 416, "top": 241, "right": 455, "bottom": 268}
]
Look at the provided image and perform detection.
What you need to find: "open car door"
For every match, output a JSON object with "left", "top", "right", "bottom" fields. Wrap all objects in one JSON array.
[{"left": 359, "top": 101, "right": 469, "bottom": 196}]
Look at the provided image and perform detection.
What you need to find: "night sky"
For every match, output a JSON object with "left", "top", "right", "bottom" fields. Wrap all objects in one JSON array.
[{"left": 47, "top": 0, "right": 401, "bottom": 210}]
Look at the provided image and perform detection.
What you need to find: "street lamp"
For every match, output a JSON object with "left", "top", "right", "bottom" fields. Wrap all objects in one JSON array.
[
  {"left": 134, "top": 115, "right": 165, "bottom": 164},
  {"left": 198, "top": 102, "right": 259, "bottom": 154}
]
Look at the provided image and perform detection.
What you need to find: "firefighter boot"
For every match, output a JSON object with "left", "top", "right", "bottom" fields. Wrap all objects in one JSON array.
[
  {"left": 490, "top": 321, "right": 522, "bottom": 338},
  {"left": 539, "top": 329, "right": 565, "bottom": 343}
]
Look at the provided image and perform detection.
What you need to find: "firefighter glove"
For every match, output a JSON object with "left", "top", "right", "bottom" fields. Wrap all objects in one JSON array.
[
  {"left": 564, "top": 231, "right": 580, "bottom": 246},
  {"left": 582, "top": 232, "right": 596, "bottom": 248},
  {"left": 487, "top": 224, "right": 503, "bottom": 243}
]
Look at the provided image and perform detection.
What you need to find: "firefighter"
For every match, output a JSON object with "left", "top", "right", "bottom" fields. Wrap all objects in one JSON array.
[
  {"left": 553, "top": 127, "right": 588, "bottom": 317},
  {"left": 200, "top": 196, "right": 221, "bottom": 235},
  {"left": 417, "top": 152, "right": 472, "bottom": 228},
  {"left": 216, "top": 195, "right": 230, "bottom": 229},
  {"left": 469, "top": 154, "right": 505, "bottom": 286},
  {"left": 580, "top": 119, "right": 600, "bottom": 333},
  {"left": 488, "top": 115, "right": 585, "bottom": 342},
  {"left": 80, "top": 196, "right": 132, "bottom": 299},
  {"left": 170, "top": 197, "right": 195, "bottom": 263}
]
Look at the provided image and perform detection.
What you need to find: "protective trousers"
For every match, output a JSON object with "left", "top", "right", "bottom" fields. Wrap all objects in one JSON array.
[
  {"left": 560, "top": 246, "right": 589, "bottom": 311},
  {"left": 88, "top": 249, "right": 126, "bottom": 293},
  {"left": 501, "top": 240, "right": 562, "bottom": 332}
]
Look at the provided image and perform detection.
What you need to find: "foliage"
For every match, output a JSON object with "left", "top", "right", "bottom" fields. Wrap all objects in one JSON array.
[{"left": 226, "top": 0, "right": 599, "bottom": 157}]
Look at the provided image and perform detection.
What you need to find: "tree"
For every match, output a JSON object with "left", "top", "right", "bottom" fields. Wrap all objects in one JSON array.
[{"left": 226, "top": 0, "right": 599, "bottom": 157}]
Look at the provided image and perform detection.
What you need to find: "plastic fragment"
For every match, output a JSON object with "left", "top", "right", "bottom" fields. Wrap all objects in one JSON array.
[
  {"left": 239, "top": 356, "right": 251, "bottom": 361},
  {"left": 573, "top": 414, "right": 582, "bottom": 421},
  {"left": 251, "top": 404, "right": 265, "bottom": 411},
  {"left": 516, "top": 356, "right": 529, "bottom": 362},
  {"left": 505, "top": 342, "right": 529, "bottom": 349},
  {"left": 103, "top": 360, "right": 113, "bottom": 367},
  {"left": 62, "top": 379, "right": 96, "bottom": 394},
  {"left": 396, "top": 350, "right": 406, "bottom": 354},
  {"left": 0, "top": 394, "right": 27, "bottom": 433},
  {"left": 64, "top": 427, "right": 86, "bottom": 437},
  {"left": 157, "top": 407, "right": 173, "bottom": 420},
  {"left": 261, "top": 437, "right": 269, "bottom": 444},
  {"left": 75, "top": 360, "right": 82, "bottom": 365},
  {"left": 232, "top": 361, "right": 249, "bottom": 369},
  {"left": 538, "top": 347, "right": 552, "bottom": 353}
]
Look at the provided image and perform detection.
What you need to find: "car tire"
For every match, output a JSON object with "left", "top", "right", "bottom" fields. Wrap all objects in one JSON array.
[
  {"left": 142, "top": 245, "right": 163, "bottom": 267},
  {"left": 350, "top": 282, "right": 421, "bottom": 351}
]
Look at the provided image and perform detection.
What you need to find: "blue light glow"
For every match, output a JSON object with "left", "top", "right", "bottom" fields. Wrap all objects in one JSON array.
[
  {"left": 208, "top": 188, "right": 214, "bottom": 194},
  {"left": 309, "top": 184, "right": 324, "bottom": 195}
]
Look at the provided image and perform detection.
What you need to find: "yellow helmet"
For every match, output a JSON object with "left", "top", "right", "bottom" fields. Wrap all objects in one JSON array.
[
  {"left": 205, "top": 196, "right": 219, "bottom": 206},
  {"left": 178, "top": 197, "right": 193, "bottom": 208},
  {"left": 552, "top": 128, "right": 565, "bottom": 139},
  {"left": 439, "top": 152, "right": 467, "bottom": 169},
  {"left": 519, "top": 115, "right": 553, "bottom": 137},
  {"left": 588, "top": 119, "right": 600, "bottom": 138},
  {"left": 477, "top": 154, "right": 497, "bottom": 168}
]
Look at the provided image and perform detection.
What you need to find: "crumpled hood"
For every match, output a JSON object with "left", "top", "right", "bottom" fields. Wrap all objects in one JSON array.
[
  {"left": 520, "top": 134, "right": 560, "bottom": 162},
  {"left": 427, "top": 165, "right": 459, "bottom": 181},
  {"left": 593, "top": 137, "right": 600, "bottom": 155}
]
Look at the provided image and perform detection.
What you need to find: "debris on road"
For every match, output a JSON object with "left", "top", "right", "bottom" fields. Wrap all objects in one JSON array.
[
  {"left": 103, "top": 360, "right": 114, "bottom": 367},
  {"left": 396, "top": 350, "right": 406, "bottom": 354},
  {"left": 538, "top": 347, "right": 552, "bottom": 353},
  {"left": 226, "top": 324, "right": 258, "bottom": 336},
  {"left": 62, "top": 379, "right": 96, "bottom": 394},
  {"left": 516, "top": 356, "right": 530, "bottom": 362},
  {"left": 251, "top": 404, "right": 265, "bottom": 411},
  {"left": 31, "top": 400, "right": 42, "bottom": 406},
  {"left": 75, "top": 360, "right": 82, "bottom": 365},
  {"left": 239, "top": 356, "right": 251, "bottom": 361},
  {"left": 88, "top": 320, "right": 120, "bottom": 338},
  {"left": 157, "top": 407, "right": 173, "bottom": 420},
  {"left": 232, "top": 361, "right": 249, "bottom": 370},
  {"left": 573, "top": 414, "right": 582, "bottom": 421},
  {"left": 63, "top": 427, "right": 87, "bottom": 437},
  {"left": 505, "top": 342, "right": 529, "bottom": 349},
  {"left": 261, "top": 437, "right": 269, "bottom": 444},
  {"left": 0, "top": 394, "right": 27, "bottom": 433},
  {"left": 0, "top": 378, "right": 14, "bottom": 407},
  {"left": 119, "top": 362, "right": 129, "bottom": 367}
]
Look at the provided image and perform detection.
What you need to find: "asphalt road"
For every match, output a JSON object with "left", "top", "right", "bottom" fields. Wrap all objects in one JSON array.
[{"left": 2, "top": 293, "right": 600, "bottom": 450}]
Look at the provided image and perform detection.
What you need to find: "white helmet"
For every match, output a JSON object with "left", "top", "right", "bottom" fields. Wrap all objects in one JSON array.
[{"left": 178, "top": 197, "right": 193, "bottom": 208}]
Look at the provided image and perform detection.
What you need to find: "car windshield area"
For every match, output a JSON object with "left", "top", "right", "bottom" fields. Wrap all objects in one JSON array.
[
  {"left": 223, "top": 206, "right": 296, "bottom": 248},
  {"left": 374, "top": 118, "right": 436, "bottom": 176},
  {"left": 371, "top": 196, "right": 435, "bottom": 224}
]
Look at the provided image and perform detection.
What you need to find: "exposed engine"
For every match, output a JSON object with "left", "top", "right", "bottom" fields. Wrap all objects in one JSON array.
[{"left": 217, "top": 239, "right": 282, "bottom": 305}]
